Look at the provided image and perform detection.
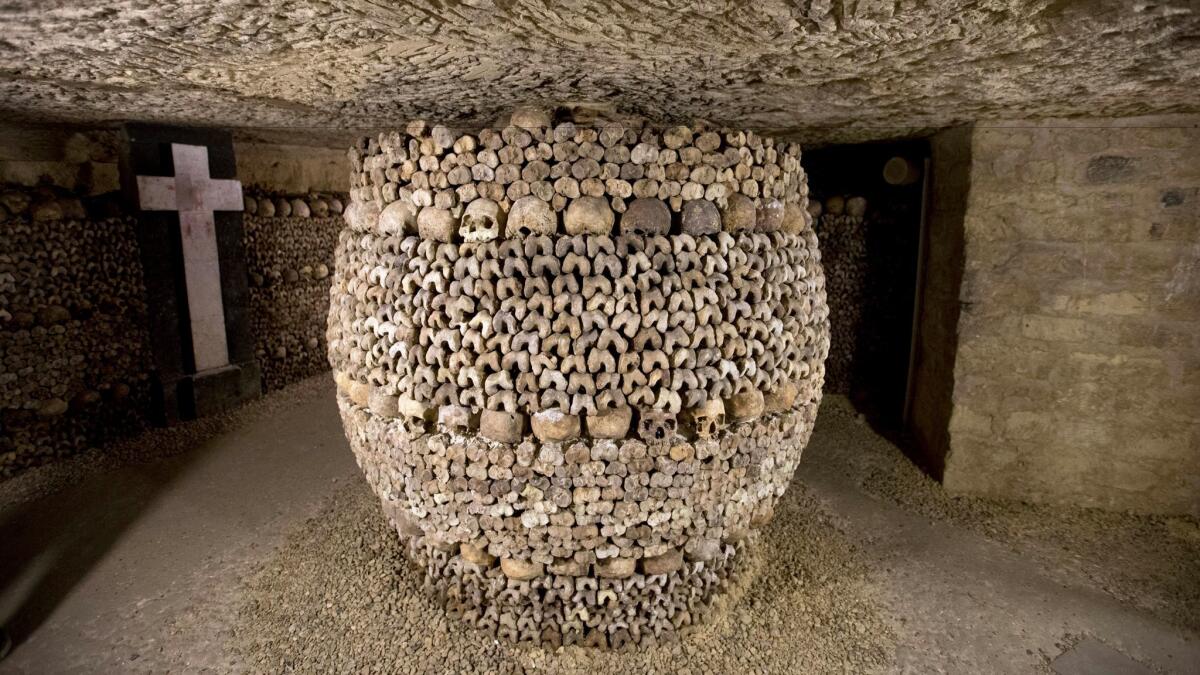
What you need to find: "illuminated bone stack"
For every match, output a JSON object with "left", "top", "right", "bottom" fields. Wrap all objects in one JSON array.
[{"left": 329, "top": 111, "right": 829, "bottom": 647}]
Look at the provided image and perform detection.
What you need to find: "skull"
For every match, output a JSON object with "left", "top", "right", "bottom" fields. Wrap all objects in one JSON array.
[
  {"left": 397, "top": 396, "right": 434, "bottom": 438},
  {"left": 480, "top": 409, "right": 525, "bottom": 444},
  {"left": 755, "top": 198, "right": 784, "bottom": 232},
  {"left": 636, "top": 409, "right": 678, "bottom": 443},
  {"left": 681, "top": 199, "right": 720, "bottom": 236},
  {"left": 782, "top": 201, "right": 807, "bottom": 234},
  {"left": 682, "top": 399, "right": 725, "bottom": 439},
  {"left": 379, "top": 200, "right": 416, "bottom": 235},
  {"left": 620, "top": 198, "right": 671, "bottom": 235},
  {"left": 720, "top": 193, "right": 756, "bottom": 232},
  {"left": 585, "top": 405, "right": 632, "bottom": 439},
  {"left": 290, "top": 198, "right": 311, "bottom": 218},
  {"left": 416, "top": 206, "right": 456, "bottom": 242},
  {"left": 531, "top": 408, "right": 581, "bottom": 442},
  {"left": 507, "top": 196, "right": 557, "bottom": 237},
  {"left": 437, "top": 404, "right": 476, "bottom": 435},
  {"left": 460, "top": 198, "right": 505, "bottom": 242},
  {"left": 564, "top": 196, "right": 615, "bottom": 235}
]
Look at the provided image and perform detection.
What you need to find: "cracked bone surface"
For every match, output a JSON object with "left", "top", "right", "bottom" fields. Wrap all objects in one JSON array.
[{"left": 329, "top": 114, "right": 830, "bottom": 648}]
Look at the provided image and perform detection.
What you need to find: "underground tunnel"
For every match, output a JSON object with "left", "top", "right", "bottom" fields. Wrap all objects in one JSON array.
[{"left": 0, "top": 1, "right": 1197, "bottom": 672}]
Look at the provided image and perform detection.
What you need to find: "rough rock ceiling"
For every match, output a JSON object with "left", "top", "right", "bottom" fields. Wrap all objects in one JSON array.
[{"left": 1, "top": 0, "right": 1198, "bottom": 145}]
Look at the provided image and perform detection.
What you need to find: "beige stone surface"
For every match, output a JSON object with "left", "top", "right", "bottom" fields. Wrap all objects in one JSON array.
[
  {"left": 0, "top": 2, "right": 1197, "bottom": 145},
  {"left": 935, "top": 116, "right": 1200, "bottom": 515}
]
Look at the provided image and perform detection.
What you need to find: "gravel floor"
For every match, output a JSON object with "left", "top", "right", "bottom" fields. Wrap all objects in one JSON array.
[
  {"left": 232, "top": 473, "right": 894, "bottom": 674},
  {"left": 806, "top": 397, "right": 1200, "bottom": 631},
  {"left": 6, "top": 380, "right": 1195, "bottom": 672},
  {"left": 0, "top": 376, "right": 333, "bottom": 510}
]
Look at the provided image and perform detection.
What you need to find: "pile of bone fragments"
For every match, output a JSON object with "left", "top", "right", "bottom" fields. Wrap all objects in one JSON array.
[
  {"left": 328, "top": 109, "right": 830, "bottom": 648},
  {"left": 0, "top": 185, "right": 153, "bottom": 476},
  {"left": 243, "top": 189, "right": 346, "bottom": 391}
]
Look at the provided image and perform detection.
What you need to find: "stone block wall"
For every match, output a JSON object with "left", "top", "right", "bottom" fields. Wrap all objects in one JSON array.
[
  {"left": 0, "top": 124, "right": 121, "bottom": 195},
  {"left": 235, "top": 141, "right": 349, "bottom": 194},
  {"left": 928, "top": 117, "right": 1199, "bottom": 514},
  {"left": 909, "top": 128, "right": 971, "bottom": 477}
]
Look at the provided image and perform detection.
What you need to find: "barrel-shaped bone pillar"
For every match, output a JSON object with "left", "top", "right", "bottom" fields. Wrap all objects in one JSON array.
[{"left": 330, "top": 118, "right": 829, "bottom": 649}]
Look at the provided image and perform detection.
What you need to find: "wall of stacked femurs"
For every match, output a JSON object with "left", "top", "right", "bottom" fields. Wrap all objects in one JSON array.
[
  {"left": 0, "top": 185, "right": 154, "bottom": 477},
  {"left": 0, "top": 121, "right": 351, "bottom": 475},
  {"left": 328, "top": 114, "right": 831, "bottom": 647},
  {"left": 241, "top": 190, "right": 346, "bottom": 391},
  {"left": 809, "top": 195, "right": 869, "bottom": 394}
]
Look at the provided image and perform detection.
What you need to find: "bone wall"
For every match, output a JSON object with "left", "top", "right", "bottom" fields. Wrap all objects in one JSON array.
[
  {"left": 242, "top": 190, "right": 345, "bottom": 392},
  {"left": 809, "top": 196, "right": 869, "bottom": 394},
  {"left": 329, "top": 114, "right": 830, "bottom": 646},
  {"left": 0, "top": 184, "right": 153, "bottom": 477}
]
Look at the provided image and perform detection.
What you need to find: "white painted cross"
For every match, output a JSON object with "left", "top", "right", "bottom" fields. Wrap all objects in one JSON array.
[{"left": 137, "top": 143, "right": 243, "bottom": 372}]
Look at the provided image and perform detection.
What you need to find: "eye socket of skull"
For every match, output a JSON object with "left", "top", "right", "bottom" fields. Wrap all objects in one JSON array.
[{"left": 402, "top": 415, "right": 428, "bottom": 436}]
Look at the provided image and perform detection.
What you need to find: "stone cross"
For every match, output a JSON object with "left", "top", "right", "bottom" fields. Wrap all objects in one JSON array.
[{"left": 136, "top": 143, "right": 243, "bottom": 373}]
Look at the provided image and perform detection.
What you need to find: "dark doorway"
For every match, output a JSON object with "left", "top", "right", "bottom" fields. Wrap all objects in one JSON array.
[{"left": 801, "top": 140, "right": 928, "bottom": 427}]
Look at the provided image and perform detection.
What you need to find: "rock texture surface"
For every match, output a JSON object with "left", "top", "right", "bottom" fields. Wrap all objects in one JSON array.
[
  {"left": 328, "top": 118, "right": 830, "bottom": 645},
  {"left": 1, "top": 2, "right": 1198, "bottom": 144},
  {"left": 917, "top": 116, "right": 1200, "bottom": 516}
]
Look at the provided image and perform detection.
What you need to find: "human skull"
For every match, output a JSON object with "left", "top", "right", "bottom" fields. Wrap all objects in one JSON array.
[
  {"left": 417, "top": 206, "right": 456, "bottom": 242},
  {"left": 379, "top": 200, "right": 416, "bottom": 235},
  {"left": 290, "top": 198, "right": 311, "bottom": 218},
  {"left": 681, "top": 199, "right": 720, "bottom": 236},
  {"left": 507, "top": 196, "right": 557, "bottom": 237},
  {"left": 683, "top": 399, "right": 725, "bottom": 439},
  {"left": 397, "top": 397, "right": 434, "bottom": 438},
  {"left": 480, "top": 409, "right": 525, "bottom": 444},
  {"left": 564, "top": 196, "right": 615, "bottom": 235},
  {"left": 755, "top": 198, "right": 784, "bottom": 232},
  {"left": 437, "top": 404, "right": 476, "bottom": 435},
  {"left": 781, "top": 202, "right": 807, "bottom": 234},
  {"left": 620, "top": 198, "right": 671, "bottom": 235},
  {"left": 585, "top": 406, "right": 632, "bottom": 439},
  {"left": 636, "top": 409, "right": 678, "bottom": 443},
  {"left": 720, "top": 193, "right": 756, "bottom": 232},
  {"left": 724, "top": 388, "right": 764, "bottom": 423},
  {"left": 846, "top": 196, "right": 868, "bottom": 218},
  {"left": 460, "top": 198, "right": 505, "bottom": 242}
]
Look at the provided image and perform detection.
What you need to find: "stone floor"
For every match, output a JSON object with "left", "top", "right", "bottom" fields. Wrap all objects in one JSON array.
[{"left": 0, "top": 376, "right": 1196, "bottom": 674}]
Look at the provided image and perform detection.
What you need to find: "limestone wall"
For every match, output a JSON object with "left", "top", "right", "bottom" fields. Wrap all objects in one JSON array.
[
  {"left": 235, "top": 142, "right": 350, "bottom": 195},
  {"left": 0, "top": 123, "right": 121, "bottom": 195},
  {"left": 909, "top": 128, "right": 971, "bottom": 477},
  {"left": 942, "top": 117, "right": 1199, "bottom": 514}
]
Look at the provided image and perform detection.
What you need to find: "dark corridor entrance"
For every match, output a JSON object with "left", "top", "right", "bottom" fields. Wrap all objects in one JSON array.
[{"left": 802, "top": 140, "right": 927, "bottom": 426}]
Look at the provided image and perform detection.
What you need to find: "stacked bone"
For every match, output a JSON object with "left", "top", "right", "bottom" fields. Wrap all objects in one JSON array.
[
  {"left": 243, "top": 189, "right": 346, "bottom": 391},
  {"left": 329, "top": 111, "right": 830, "bottom": 648},
  {"left": 0, "top": 185, "right": 153, "bottom": 477},
  {"left": 809, "top": 195, "right": 868, "bottom": 394}
]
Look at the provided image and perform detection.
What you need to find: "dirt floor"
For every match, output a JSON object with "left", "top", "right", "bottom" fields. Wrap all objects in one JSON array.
[{"left": 0, "top": 376, "right": 1196, "bottom": 674}]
